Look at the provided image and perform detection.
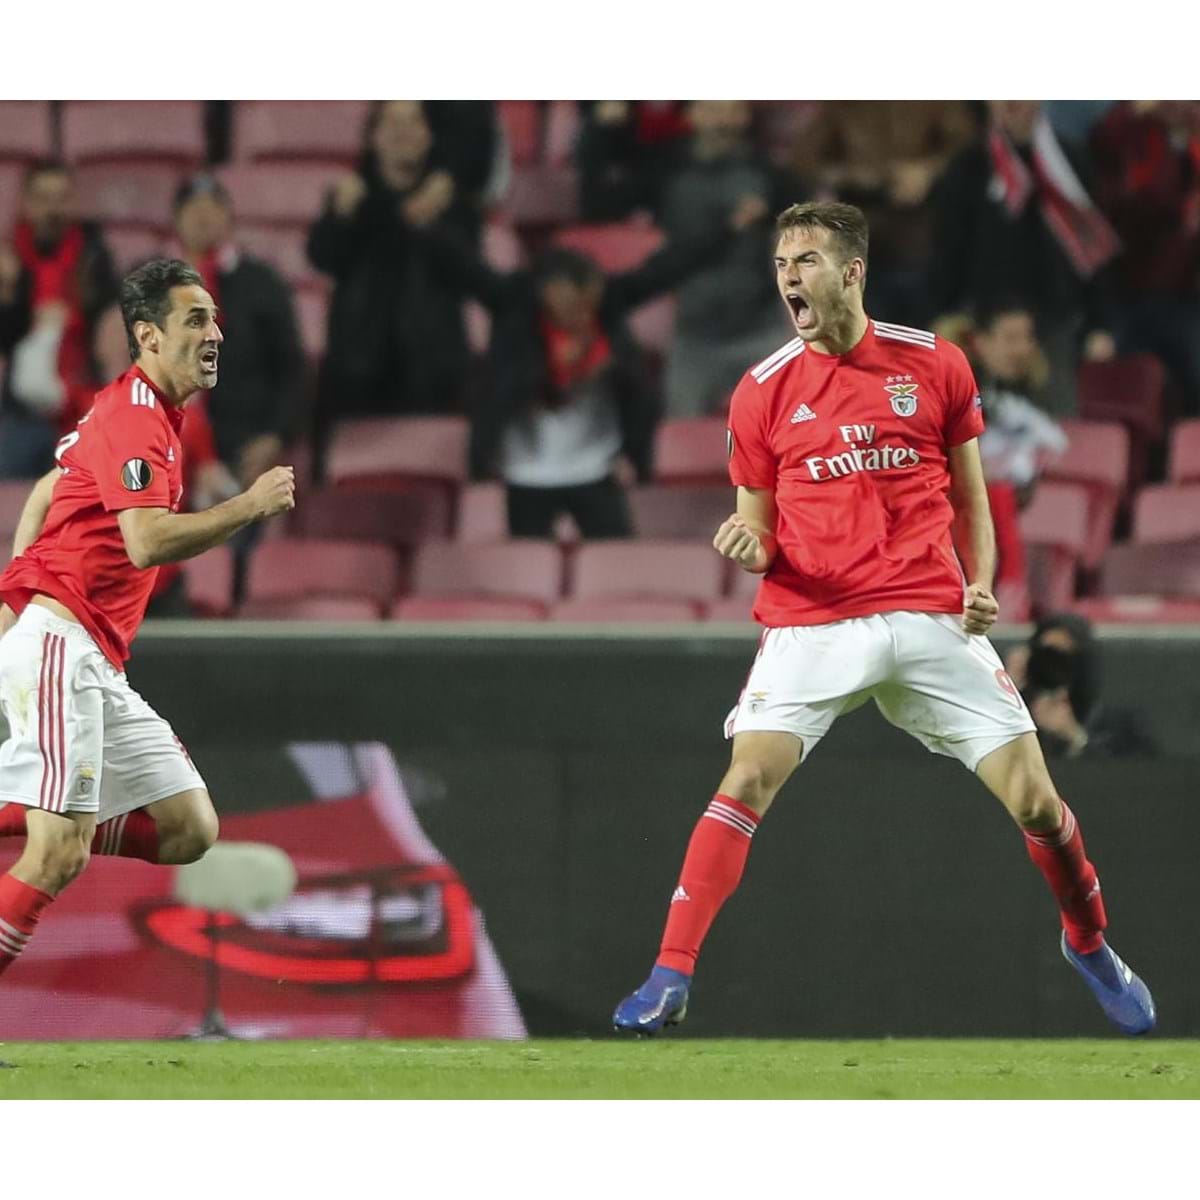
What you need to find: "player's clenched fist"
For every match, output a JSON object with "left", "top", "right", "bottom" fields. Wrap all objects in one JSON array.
[
  {"left": 962, "top": 582, "right": 999, "bottom": 635},
  {"left": 713, "top": 514, "right": 770, "bottom": 573},
  {"left": 246, "top": 465, "right": 296, "bottom": 519}
]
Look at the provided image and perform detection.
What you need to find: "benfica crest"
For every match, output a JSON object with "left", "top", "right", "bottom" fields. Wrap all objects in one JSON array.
[{"left": 884, "top": 375, "right": 919, "bottom": 417}]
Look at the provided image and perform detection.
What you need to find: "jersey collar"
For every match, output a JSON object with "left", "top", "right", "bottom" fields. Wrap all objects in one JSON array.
[{"left": 130, "top": 365, "right": 187, "bottom": 434}]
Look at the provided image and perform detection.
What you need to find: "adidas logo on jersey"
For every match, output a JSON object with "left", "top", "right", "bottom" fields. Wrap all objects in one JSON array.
[{"left": 790, "top": 403, "right": 817, "bottom": 424}]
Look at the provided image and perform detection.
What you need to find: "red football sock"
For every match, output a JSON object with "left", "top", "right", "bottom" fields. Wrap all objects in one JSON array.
[
  {"left": 1023, "top": 800, "right": 1107, "bottom": 954},
  {"left": 0, "top": 804, "right": 26, "bottom": 838},
  {"left": 0, "top": 872, "right": 55, "bottom": 977},
  {"left": 92, "top": 810, "right": 160, "bottom": 863},
  {"left": 656, "top": 794, "right": 761, "bottom": 975}
]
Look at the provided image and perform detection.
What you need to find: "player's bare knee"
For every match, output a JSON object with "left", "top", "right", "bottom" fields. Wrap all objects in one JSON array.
[
  {"left": 1008, "top": 778, "right": 1062, "bottom": 831},
  {"left": 171, "top": 809, "right": 219, "bottom": 864},
  {"left": 34, "top": 837, "right": 90, "bottom": 891},
  {"left": 720, "top": 758, "right": 778, "bottom": 814}
]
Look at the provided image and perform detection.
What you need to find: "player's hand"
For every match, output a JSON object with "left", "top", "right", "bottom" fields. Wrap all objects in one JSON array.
[
  {"left": 962, "top": 583, "right": 999, "bottom": 635},
  {"left": 713, "top": 514, "right": 769, "bottom": 572},
  {"left": 245, "top": 465, "right": 295, "bottom": 520}
]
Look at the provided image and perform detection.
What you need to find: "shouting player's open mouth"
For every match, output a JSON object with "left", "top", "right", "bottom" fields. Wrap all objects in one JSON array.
[
  {"left": 786, "top": 292, "right": 816, "bottom": 332},
  {"left": 199, "top": 347, "right": 219, "bottom": 379}
]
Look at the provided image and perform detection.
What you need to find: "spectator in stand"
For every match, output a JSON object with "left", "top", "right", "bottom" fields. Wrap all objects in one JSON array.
[
  {"left": 788, "top": 101, "right": 975, "bottom": 326},
  {"left": 929, "top": 101, "right": 1119, "bottom": 415},
  {"left": 1005, "top": 614, "right": 1157, "bottom": 759},
  {"left": 1090, "top": 100, "right": 1200, "bottom": 415},
  {"left": 417, "top": 196, "right": 768, "bottom": 537},
  {"left": 0, "top": 161, "right": 118, "bottom": 478},
  {"left": 307, "top": 101, "right": 498, "bottom": 459},
  {"left": 579, "top": 100, "right": 806, "bottom": 417},
  {"left": 171, "top": 173, "right": 304, "bottom": 492}
]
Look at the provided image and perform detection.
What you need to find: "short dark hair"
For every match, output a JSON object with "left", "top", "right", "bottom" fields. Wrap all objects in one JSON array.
[
  {"left": 975, "top": 295, "right": 1036, "bottom": 333},
  {"left": 775, "top": 201, "right": 870, "bottom": 273},
  {"left": 23, "top": 158, "right": 71, "bottom": 191},
  {"left": 119, "top": 259, "right": 206, "bottom": 359}
]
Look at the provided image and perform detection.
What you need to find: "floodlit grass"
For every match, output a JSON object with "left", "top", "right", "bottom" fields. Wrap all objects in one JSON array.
[{"left": 1, "top": 1038, "right": 1198, "bottom": 1099}]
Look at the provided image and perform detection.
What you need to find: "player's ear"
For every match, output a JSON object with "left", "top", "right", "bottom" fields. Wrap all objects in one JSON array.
[
  {"left": 133, "top": 319, "right": 160, "bottom": 357},
  {"left": 844, "top": 258, "right": 865, "bottom": 289}
]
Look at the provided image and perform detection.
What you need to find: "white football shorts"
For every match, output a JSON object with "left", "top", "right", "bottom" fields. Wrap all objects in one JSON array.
[
  {"left": 725, "top": 611, "right": 1036, "bottom": 772},
  {"left": 0, "top": 605, "right": 205, "bottom": 821}
]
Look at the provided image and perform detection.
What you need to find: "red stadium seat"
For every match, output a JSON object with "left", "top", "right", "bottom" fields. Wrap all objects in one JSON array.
[
  {"left": 569, "top": 540, "right": 726, "bottom": 604},
  {"left": 217, "top": 163, "right": 339, "bottom": 227},
  {"left": 1071, "top": 596, "right": 1200, "bottom": 624},
  {"left": 730, "top": 564, "right": 761, "bottom": 599},
  {"left": 180, "top": 546, "right": 234, "bottom": 617},
  {"left": 1133, "top": 484, "right": 1200, "bottom": 544},
  {"left": 627, "top": 484, "right": 732, "bottom": 540},
  {"left": 554, "top": 223, "right": 663, "bottom": 273},
  {"left": 62, "top": 101, "right": 206, "bottom": 166},
  {"left": 407, "top": 540, "right": 563, "bottom": 604},
  {"left": 1077, "top": 355, "right": 1166, "bottom": 490},
  {"left": 497, "top": 101, "right": 542, "bottom": 167},
  {"left": 295, "top": 290, "right": 328, "bottom": 358},
  {"left": 1167, "top": 419, "right": 1200, "bottom": 483},
  {"left": 239, "top": 596, "right": 382, "bottom": 621},
  {"left": 1099, "top": 540, "right": 1200, "bottom": 599},
  {"left": 75, "top": 163, "right": 180, "bottom": 230},
  {"left": 1040, "top": 419, "right": 1129, "bottom": 569},
  {"left": 549, "top": 598, "right": 701, "bottom": 622},
  {"left": 654, "top": 418, "right": 730, "bottom": 484},
  {"left": 504, "top": 165, "right": 579, "bottom": 227},
  {"left": 994, "top": 578, "right": 1032, "bottom": 623},
  {"left": 390, "top": 597, "right": 546, "bottom": 622},
  {"left": 545, "top": 101, "right": 581, "bottom": 166},
  {"left": 291, "top": 485, "right": 452, "bottom": 548},
  {"left": 233, "top": 101, "right": 369, "bottom": 165},
  {"left": 243, "top": 538, "right": 398, "bottom": 611},
  {"left": 456, "top": 482, "right": 508, "bottom": 542},
  {"left": 105, "top": 227, "right": 163, "bottom": 273},
  {"left": 326, "top": 416, "right": 470, "bottom": 487},
  {"left": 0, "top": 102, "right": 54, "bottom": 163},
  {"left": 0, "top": 163, "right": 23, "bottom": 236},
  {"left": 1018, "top": 481, "right": 1089, "bottom": 611},
  {"left": 236, "top": 224, "right": 322, "bottom": 290}
]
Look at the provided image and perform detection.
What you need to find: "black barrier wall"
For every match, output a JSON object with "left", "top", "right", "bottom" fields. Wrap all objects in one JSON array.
[{"left": 130, "top": 626, "right": 1199, "bottom": 1038}]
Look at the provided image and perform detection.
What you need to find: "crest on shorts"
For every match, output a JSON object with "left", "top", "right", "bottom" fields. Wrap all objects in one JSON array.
[
  {"left": 884, "top": 376, "right": 919, "bottom": 417},
  {"left": 121, "top": 458, "right": 153, "bottom": 491}
]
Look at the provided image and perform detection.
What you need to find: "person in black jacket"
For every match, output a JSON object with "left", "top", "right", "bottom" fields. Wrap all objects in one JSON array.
[
  {"left": 171, "top": 174, "right": 304, "bottom": 489},
  {"left": 306, "top": 100, "right": 498, "bottom": 470},
  {"left": 0, "top": 161, "right": 118, "bottom": 479},
  {"left": 419, "top": 195, "right": 768, "bottom": 538}
]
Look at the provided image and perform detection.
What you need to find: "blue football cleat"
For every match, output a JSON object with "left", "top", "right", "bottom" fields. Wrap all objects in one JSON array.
[
  {"left": 1061, "top": 932, "right": 1156, "bottom": 1036},
  {"left": 613, "top": 966, "right": 691, "bottom": 1035}
]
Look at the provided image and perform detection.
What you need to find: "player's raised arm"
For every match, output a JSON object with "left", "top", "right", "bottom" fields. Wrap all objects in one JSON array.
[
  {"left": 947, "top": 437, "right": 999, "bottom": 634},
  {"left": 117, "top": 466, "right": 295, "bottom": 569},
  {"left": 712, "top": 486, "right": 778, "bottom": 575}
]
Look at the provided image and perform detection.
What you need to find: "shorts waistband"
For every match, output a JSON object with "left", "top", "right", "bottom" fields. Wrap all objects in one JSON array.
[{"left": 17, "top": 603, "right": 97, "bottom": 646}]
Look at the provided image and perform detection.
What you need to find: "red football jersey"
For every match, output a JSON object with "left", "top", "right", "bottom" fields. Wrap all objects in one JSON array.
[
  {"left": 0, "top": 366, "right": 186, "bottom": 666},
  {"left": 727, "top": 319, "right": 985, "bottom": 627}
]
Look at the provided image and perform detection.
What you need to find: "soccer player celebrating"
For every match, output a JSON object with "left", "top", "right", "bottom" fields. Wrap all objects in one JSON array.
[
  {"left": 0, "top": 259, "right": 294, "bottom": 979},
  {"left": 613, "top": 203, "right": 1154, "bottom": 1037}
]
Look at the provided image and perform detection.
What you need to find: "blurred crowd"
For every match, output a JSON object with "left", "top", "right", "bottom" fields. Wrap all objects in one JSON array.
[{"left": 0, "top": 99, "right": 1198, "bottom": 643}]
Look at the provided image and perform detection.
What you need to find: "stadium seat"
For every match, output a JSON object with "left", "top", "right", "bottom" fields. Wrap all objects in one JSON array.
[
  {"left": 569, "top": 540, "right": 726, "bottom": 604},
  {"left": 406, "top": 540, "right": 563, "bottom": 605},
  {"left": 627, "top": 484, "right": 732, "bottom": 540},
  {"left": 326, "top": 416, "right": 470, "bottom": 487},
  {"left": 0, "top": 163, "right": 23, "bottom": 235},
  {"left": 994, "top": 578, "right": 1033, "bottom": 623},
  {"left": 75, "top": 163, "right": 181, "bottom": 229},
  {"left": 1132, "top": 484, "right": 1200, "bottom": 544},
  {"left": 180, "top": 546, "right": 235, "bottom": 617},
  {"left": 0, "top": 102, "right": 54, "bottom": 163},
  {"left": 295, "top": 290, "right": 328, "bottom": 358},
  {"left": 239, "top": 596, "right": 382, "bottom": 621},
  {"left": 1018, "top": 481, "right": 1089, "bottom": 612},
  {"left": 1167, "top": 419, "right": 1200, "bottom": 483},
  {"left": 105, "top": 227, "right": 163, "bottom": 273},
  {"left": 1040, "top": 419, "right": 1129, "bottom": 569},
  {"left": 553, "top": 223, "right": 663, "bottom": 273},
  {"left": 217, "top": 163, "right": 339, "bottom": 227},
  {"left": 1099, "top": 540, "right": 1200, "bottom": 599},
  {"left": 233, "top": 100, "right": 369, "bottom": 165},
  {"left": 704, "top": 597, "right": 759, "bottom": 624},
  {"left": 497, "top": 101, "right": 542, "bottom": 167},
  {"left": 1071, "top": 596, "right": 1200, "bottom": 624},
  {"left": 1077, "top": 355, "right": 1166, "bottom": 490},
  {"left": 730, "top": 563, "right": 761, "bottom": 599},
  {"left": 544, "top": 101, "right": 581, "bottom": 166},
  {"left": 549, "top": 598, "right": 702, "bottom": 622},
  {"left": 243, "top": 538, "right": 398, "bottom": 612},
  {"left": 292, "top": 484, "right": 452, "bottom": 548},
  {"left": 654, "top": 418, "right": 730, "bottom": 484},
  {"left": 62, "top": 101, "right": 206, "bottom": 165},
  {"left": 504, "top": 165, "right": 579, "bottom": 227},
  {"left": 390, "top": 597, "right": 546, "bottom": 622},
  {"left": 236, "top": 224, "right": 322, "bottom": 290},
  {"left": 456, "top": 482, "right": 508, "bottom": 542}
]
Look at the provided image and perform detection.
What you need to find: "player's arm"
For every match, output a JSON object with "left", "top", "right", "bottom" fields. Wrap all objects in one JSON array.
[
  {"left": 117, "top": 467, "right": 295, "bottom": 569},
  {"left": 713, "top": 486, "right": 778, "bottom": 575},
  {"left": 947, "top": 437, "right": 999, "bottom": 635},
  {"left": 11, "top": 466, "right": 62, "bottom": 558}
]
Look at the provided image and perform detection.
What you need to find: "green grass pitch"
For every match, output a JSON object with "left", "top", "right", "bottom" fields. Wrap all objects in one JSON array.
[{"left": 1, "top": 1039, "right": 1198, "bottom": 1099}]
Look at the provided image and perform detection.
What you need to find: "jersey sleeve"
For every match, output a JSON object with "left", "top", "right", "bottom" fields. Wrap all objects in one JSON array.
[
  {"left": 727, "top": 374, "right": 777, "bottom": 489},
  {"left": 941, "top": 341, "right": 986, "bottom": 447},
  {"left": 96, "top": 402, "right": 174, "bottom": 511}
]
